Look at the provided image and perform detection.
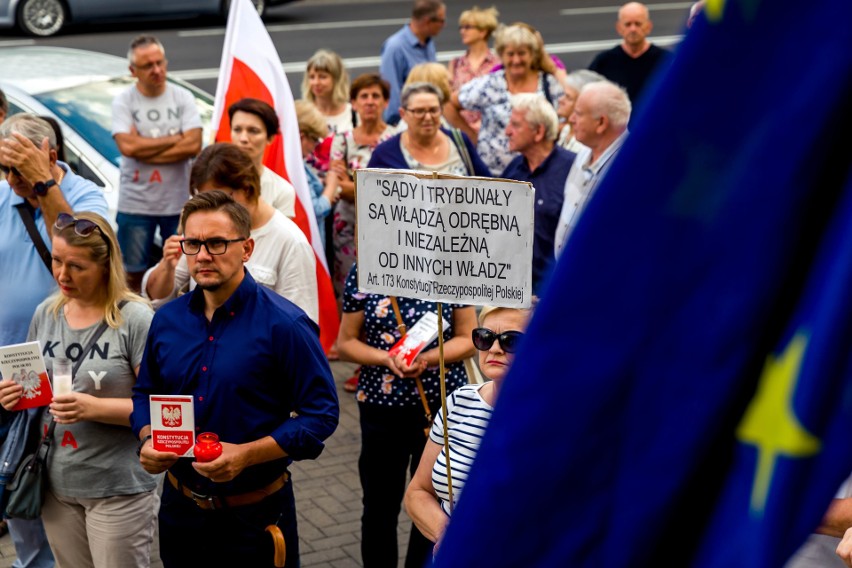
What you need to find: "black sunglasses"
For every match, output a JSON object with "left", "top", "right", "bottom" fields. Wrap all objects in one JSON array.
[
  {"left": 0, "top": 163, "right": 22, "bottom": 177},
  {"left": 472, "top": 328, "right": 525, "bottom": 354}
]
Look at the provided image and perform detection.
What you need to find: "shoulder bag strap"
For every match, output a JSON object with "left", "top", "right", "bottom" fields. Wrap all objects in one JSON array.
[
  {"left": 541, "top": 72, "right": 555, "bottom": 107},
  {"left": 13, "top": 202, "right": 52, "bottom": 274},
  {"left": 41, "top": 300, "right": 130, "bottom": 451},
  {"left": 389, "top": 297, "right": 433, "bottom": 434},
  {"left": 449, "top": 128, "right": 475, "bottom": 176}
]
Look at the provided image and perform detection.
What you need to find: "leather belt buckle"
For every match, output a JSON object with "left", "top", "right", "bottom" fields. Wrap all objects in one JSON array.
[{"left": 190, "top": 490, "right": 219, "bottom": 510}]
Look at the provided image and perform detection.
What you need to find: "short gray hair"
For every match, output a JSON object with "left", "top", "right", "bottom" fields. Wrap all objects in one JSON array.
[
  {"left": 562, "top": 70, "right": 606, "bottom": 95},
  {"left": 401, "top": 81, "right": 444, "bottom": 108},
  {"left": 510, "top": 93, "right": 559, "bottom": 141},
  {"left": 0, "top": 114, "right": 57, "bottom": 149},
  {"left": 581, "top": 81, "right": 632, "bottom": 131},
  {"left": 127, "top": 34, "right": 165, "bottom": 66}
]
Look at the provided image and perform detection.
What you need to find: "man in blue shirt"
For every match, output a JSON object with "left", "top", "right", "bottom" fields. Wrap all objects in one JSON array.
[
  {"left": 501, "top": 93, "right": 576, "bottom": 295},
  {"left": 131, "top": 190, "right": 339, "bottom": 568},
  {"left": 379, "top": 0, "right": 446, "bottom": 125},
  {"left": 1, "top": 114, "right": 108, "bottom": 568}
]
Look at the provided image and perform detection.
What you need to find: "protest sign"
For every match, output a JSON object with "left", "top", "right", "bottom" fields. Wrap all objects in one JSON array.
[{"left": 356, "top": 169, "right": 534, "bottom": 308}]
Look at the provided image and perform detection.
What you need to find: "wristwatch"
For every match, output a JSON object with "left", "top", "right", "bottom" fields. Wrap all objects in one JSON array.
[
  {"left": 32, "top": 179, "right": 57, "bottom": 197},
  {"left": 136, "top": 434, "right": 153, "bottom": 457}
]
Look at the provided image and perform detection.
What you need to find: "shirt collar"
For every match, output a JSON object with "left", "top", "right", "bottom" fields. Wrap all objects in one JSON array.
[
  {"left": 187, "top": 268, "right": 257, "bottom": 317},
  {"left": 524, "top": 144, "right": 560, "bottom": 175},
  {"left": 584, "top": 130, "right": 629, "bottom": 175},
  {"left": 403, "top": 23, "right": 430, "bottom": 48}
]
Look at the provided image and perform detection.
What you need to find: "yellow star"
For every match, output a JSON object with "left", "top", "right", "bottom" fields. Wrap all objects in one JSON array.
[
  {"left": 736, "top": 333, "right": 821, "bottom": 514},
  {"left": 704, "top": 0, "right": 727, "bottom": 21}
]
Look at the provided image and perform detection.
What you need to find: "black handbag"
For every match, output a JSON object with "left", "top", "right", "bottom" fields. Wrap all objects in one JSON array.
[{"left": 4, "top": 304, "right": 125, "bottom": 519}]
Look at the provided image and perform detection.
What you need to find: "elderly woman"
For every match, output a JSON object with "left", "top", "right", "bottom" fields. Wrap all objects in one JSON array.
[
  {"left": 448, "top": 6, "right": 501, "bottom": 133},
  {"left": 447, "top": 24, "right": 563, "bottom": 174},
  {"left": 338, "top": 262, "right": 477, "bottom": 568},
  {"left": 228, "top": 97, "right": 296, "bottom": 218},
  {"left": 404, "top": 303, "right": 533, "bottom": 555},
  {"left": 556, "top": 70, "right": 604, "bottom": 154},
  {"left": 301, "top": 49, "right": 353, "bottom": 134},
  {"left": 143, "top": 143, "right": 318, "bottom": 321},
  {"left": 368, "top": 82, "right": 491, "bottom": 177},
  {"left": 0, "top": 212, "right": 158, "bottom": 568}
]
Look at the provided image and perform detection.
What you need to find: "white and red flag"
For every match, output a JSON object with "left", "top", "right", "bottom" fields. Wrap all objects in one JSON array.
[{"left": 212, "top": 0, "right": 339, "bottom": 351}]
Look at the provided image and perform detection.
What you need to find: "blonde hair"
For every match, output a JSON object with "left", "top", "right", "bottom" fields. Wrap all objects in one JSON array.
[
  {"left": 48, "top": 212, "right": 146, "bottom": 328},
  {"left": 494, "top": 23, "right": 555, "bottom": 74},
  {"left": 478, "top": 297, "right": 538, "bottom": 326},
  {"left": 294, "top": 99, "right": 329, "bottom": 141},
  {"left": 404, "top": 63, "right": 452, "bottom": 105},
  {"left": 301, "top": 49, "right": 350, "bottom": 107},
  {"left": 459, "top": 6, "right": 500, "bottom": 39}
]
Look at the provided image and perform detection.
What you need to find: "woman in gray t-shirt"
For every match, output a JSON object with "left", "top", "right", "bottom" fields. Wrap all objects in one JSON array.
[{"left": 0, "top": 211, "right": 157, "bottom": 568}]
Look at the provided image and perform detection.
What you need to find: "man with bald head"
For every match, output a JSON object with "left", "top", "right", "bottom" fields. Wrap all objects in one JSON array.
[
  {"left": 553, "top": 80, "right": 631, "bottom": 257},
  {"left": 589, "top": 2, "right": 671, "bottom": 106}
]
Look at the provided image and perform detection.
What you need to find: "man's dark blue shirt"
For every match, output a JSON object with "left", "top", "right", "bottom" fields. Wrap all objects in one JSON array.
[
  {"left": 501, "top": 145, "right": 576, "bottom": 294},
  {"left": 131, "top": 270, "right": 339, "bottom": 496}
]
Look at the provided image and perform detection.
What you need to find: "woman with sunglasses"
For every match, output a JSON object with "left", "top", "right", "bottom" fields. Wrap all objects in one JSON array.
[
  {"left": 404, "top": 303, "right": 533, "bottom": 557},
  {"left": 143, "top": 143, "right": 318, "bottom": 322},
  {"left": 0, "top": 212, "right": 158, "bottom": 568}
]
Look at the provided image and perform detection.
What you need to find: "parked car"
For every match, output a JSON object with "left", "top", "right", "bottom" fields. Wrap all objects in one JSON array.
[
  {"left": 0, "top": 46, "right": 216, "bottom": 221},
  {"left": 0, "top": 0, "right": 285, "bottom": 37}
]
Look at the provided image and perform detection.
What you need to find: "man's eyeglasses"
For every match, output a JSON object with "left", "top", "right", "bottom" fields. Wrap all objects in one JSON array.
[
  {"left": 0, "top": 163, "right": 22, "bottom": 177},
  {"left": 472, "top": 328, "right": 525, "bottom": 354},
  {"left": 179, "top": 238, "right": 246, "bottom": 256},
  {"left": 133, "top": 59, "right": 167, "bottom": 72},
  {"left": 404, "top": 107, "right": 442, "bottom": 118}
]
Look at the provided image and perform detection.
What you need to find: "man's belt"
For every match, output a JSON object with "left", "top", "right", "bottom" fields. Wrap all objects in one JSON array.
[{"left": 167, "top": 471, "right": 289, "bottom": 510}]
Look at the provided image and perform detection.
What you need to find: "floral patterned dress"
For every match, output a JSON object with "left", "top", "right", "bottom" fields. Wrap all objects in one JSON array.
[{"left": 330, "top": 126, "right": 395, "bottom": 298}]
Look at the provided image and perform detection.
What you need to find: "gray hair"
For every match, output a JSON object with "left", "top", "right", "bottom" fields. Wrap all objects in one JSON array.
[
  {"left": 0, "top": 114, "right": 57, "bottom": 148},
  {"left": 401, "top": 81, "right": 444, "bottom": 107},
  {"left": 563, "top": 69, "right": 606, "bottom": 95},
  {"left": 127, "top": 34, "right": 165, "bottom": 66},
  {"left": 581, "top": 80, "right": 632, "bottom": 130},
  {"left": 0, "top": 87, "right": 8, "bottom": 115},
  {"left": 510, "top": 93, "right": 559, "bottom": 141}
]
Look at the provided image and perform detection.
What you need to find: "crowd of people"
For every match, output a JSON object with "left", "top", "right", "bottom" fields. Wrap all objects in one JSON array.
[{"left": 0, "top": 1, "right": 739, "bottom": 567}]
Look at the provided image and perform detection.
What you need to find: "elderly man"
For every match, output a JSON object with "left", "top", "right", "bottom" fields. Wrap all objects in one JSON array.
[
  {"left": 112, "top": 34, "right": 202, "bottom": 292},
  {"left": 501, "top": 93, "right": 576, "bottom": 293},
  {"left": 554, "top": 81, "right": 631, "bottom": 257},
  {"left": 1, "top": 114, "right": 108, "bottom": 568},
  {"left": 589, "top": 2, "right": 671, "bottom": 106},
  {"left": 131, "top": 190, "right": 338, "bottom": 568},
  {"left": 379, "top": 0, "right": 446, "bottom": 125}
]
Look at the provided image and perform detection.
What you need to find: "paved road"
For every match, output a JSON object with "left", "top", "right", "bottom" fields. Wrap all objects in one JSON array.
[{"left": 1, "top": 0, "right": 690, "bottom": 96}]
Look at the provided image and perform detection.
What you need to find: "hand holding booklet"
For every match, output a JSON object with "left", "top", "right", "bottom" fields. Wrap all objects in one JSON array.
[
  {"left": 0, "top": 341, "right": 53, "bottom": 410},
  {"left": 388, "top": 312, "right": 439, "bottom": 367},
  {"left": 149, "top": 395, "right": 196, "bottom": 457}
]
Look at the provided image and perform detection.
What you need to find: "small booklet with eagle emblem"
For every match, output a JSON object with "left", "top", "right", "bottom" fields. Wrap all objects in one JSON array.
[
  {"left": 0, "top": 341, "right": 52, "bottom": 410},
  {"left": 150, "top": 395, "right": 196, "bottom": 457}
]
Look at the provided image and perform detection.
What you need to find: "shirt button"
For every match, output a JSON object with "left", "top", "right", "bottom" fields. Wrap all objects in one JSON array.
[
  {"left": 202, "top": 366, "right": 208, "bottom": 372},
  {"left": 230, "top": 312, "right": 235, "bottom": 316},
  {"left": 198, "top": 396, "right": 204, "bottom": 402},
  {"left": 209, "top": 336, "right": 214, "bottom": 341}
]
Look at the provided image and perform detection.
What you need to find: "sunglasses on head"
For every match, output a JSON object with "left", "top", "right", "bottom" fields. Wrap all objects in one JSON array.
[
  {"left": 472, "top": 328, "right": 525, "bottom": 354},
  {"left": 55, "top": 213, "right": 101, "bottom": 237}
]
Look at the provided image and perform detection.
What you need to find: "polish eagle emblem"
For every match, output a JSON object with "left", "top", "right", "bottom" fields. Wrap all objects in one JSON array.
[{"left": 162, "top": 405, "right": 182, "bottom": 427}]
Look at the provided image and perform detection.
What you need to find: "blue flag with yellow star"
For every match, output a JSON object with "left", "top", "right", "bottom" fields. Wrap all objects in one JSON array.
[{"left": 433, "top": 0, "right": 852, "bottom": 567}]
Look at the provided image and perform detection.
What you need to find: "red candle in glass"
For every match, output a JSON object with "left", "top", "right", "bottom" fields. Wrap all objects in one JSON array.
[{"left": 194, "top": 432, "right": 223, "bottom": 463}]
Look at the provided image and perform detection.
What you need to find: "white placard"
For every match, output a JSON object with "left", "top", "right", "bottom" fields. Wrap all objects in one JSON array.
[{"left": 356, "top": 169, "right": 533, "bottom": 308}]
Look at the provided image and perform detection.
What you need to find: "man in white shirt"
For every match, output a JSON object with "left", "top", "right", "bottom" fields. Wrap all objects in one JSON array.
[{"left": 554, "top": 80, "right": 631, "bottom": 258}]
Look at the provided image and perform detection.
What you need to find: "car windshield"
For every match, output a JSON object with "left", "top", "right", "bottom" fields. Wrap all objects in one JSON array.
[{"left": 34, "top": 77, "right": 215, "bottom": 167}]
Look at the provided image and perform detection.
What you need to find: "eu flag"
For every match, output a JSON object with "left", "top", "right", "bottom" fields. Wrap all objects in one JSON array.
[{"left": 434, "top": 0, "right": 852, "bottom": 566}]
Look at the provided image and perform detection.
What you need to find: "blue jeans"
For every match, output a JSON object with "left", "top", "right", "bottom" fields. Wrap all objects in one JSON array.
[
  {"left": 116, "top": 212, "right": 180, "bottom": 273},
  {"left": 7, "top": 518, "right": 54, "bottom": 568}
]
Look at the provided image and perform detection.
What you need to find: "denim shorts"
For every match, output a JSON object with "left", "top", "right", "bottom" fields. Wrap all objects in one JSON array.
[{"left": 116, "top": 212, "right": 180, "bottom": 273}]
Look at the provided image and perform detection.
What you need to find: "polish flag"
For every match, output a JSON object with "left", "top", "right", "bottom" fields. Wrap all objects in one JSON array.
[{"left": 212, "top": 0, "right": 339, "bottom": 351}]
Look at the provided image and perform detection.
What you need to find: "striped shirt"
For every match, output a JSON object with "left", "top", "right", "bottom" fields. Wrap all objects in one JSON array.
[{"left": 430, "top": 384, "right": 494, "bottom": 516}]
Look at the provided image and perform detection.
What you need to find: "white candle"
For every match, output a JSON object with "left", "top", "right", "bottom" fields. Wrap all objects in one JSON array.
[{"left": 54, "top": 373, "right": 72, "bottom": 396}]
